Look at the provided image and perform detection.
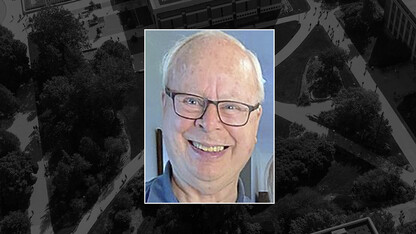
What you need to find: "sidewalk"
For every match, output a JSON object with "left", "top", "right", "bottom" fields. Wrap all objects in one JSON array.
[
  {"left": 386, "top": 200, "right": 416, "bottom": 227},
  {"left": 274, "top": 0, "right": 416, "bottom": 187},
  {"left": 275, "top": 0, "right": 322, "bottom": 66},
  {"left": 73, "top": 151, "right": 144, "bottom": 234},
  {"left": 5, "top": 82, "right": 54, "bottom": 234}
]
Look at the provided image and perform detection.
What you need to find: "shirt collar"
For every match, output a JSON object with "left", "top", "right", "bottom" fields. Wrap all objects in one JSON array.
[{"left": 146, "top": 161, "right": 251, "bottom": 203}]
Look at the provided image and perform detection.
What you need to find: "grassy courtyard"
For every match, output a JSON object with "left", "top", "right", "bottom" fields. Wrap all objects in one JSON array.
[
  {"left": 270, "top": 21, "right": 301, "bottom": 54},
  {"left": 276, "top": 24, "right": 357, "bottom": 103}
]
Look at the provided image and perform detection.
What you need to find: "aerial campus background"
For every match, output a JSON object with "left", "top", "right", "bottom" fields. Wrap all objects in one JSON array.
[{"left": 2, "top": 0, "right": 416, "bottom": 233}]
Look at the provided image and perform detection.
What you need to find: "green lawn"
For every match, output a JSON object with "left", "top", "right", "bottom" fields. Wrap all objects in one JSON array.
[
  {"left": 276, "top": 115, "right": 292, "bottom": 139},
  {"left": 317, "top": 150, "right": 374, "bottom": 196},
  {"left": 268, "top": 21, "right": 300, "bottom": 54},
  {"left": 316, "top": 162, "right": 362, "bottom": 196},
  {"left": 339, "top": 63, "right": 359, "bottom": 88},
  {"left": 276, "top": 25, "right": 334, "bottom": 103}
]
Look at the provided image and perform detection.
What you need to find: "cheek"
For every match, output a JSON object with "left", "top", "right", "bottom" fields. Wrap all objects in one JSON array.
[
  {"left": 163, "top": 112, "right": 193, "bottom": 149},
  {"left": 230, "top": 128, "right": 257, "bottom": 153}
]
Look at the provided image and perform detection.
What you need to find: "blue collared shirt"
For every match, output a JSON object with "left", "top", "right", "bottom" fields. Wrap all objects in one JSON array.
[{"left": 145, "top": 161, "right": 252, "bottom": 203}]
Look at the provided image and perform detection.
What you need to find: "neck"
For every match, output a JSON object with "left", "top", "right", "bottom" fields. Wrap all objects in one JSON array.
[{"left": 171, "top": 173, "right": 239, "bottom": 203}]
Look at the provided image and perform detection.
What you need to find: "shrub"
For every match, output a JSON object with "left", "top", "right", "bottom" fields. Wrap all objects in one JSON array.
[{"left": 0, "top": 84, "right": 18, "bottom": 119}]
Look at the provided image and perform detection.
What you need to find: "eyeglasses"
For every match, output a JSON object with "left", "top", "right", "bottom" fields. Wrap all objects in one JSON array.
[{"left": 165, "top": 87, "right": 260, "bottom": 127}]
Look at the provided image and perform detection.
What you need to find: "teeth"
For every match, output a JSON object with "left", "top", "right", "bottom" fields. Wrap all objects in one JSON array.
[{"left": 192, "top": 141, "right": 225, "bottom": 152}]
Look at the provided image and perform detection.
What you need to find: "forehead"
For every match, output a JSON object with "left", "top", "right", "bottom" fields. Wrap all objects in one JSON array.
[{"left": 167, "top": 36, "right": 259, "bottom": 100}]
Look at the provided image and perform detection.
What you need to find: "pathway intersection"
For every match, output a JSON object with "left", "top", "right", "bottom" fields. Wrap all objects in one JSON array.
[{"left": 274, "top": 0, "right": 416, "bottom": 226}]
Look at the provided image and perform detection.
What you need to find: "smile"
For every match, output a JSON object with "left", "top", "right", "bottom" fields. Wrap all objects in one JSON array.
[{"left": 191, "top": 141, "right": 227, "bottom": 152}]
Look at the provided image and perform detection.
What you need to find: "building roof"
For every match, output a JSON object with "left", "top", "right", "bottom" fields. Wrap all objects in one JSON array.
[
  {"left": 148, "top": 0, "right": 212, "bottom": 13},
  {"left": 402, "top": 0, "right": 416, "bottom": 18},
  {"left": 311, "top": 217, "right": 379, "bottom": 234}
]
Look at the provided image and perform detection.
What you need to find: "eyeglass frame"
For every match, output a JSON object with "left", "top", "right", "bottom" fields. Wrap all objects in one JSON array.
[{"left": 165, "top": 87, "right": 261, "bottom": 127}]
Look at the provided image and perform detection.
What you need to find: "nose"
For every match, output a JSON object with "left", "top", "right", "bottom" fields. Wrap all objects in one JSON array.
[{"left": 195, "top": 103, "right": 222, "bottom": 131}]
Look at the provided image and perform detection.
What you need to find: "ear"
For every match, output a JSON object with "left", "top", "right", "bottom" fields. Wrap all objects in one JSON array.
[
  {"left": 161, "top": 91, "right": 166, "bottom": 110},
  {"left": 253, "top": 105, "right": 262, "bottom": 138},
  {"left": 256, "top": 105, "right": 263, "bottom": 119}
]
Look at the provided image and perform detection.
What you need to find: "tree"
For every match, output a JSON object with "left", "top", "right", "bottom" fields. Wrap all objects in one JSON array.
[
  {"left": 347, "top": 209, "right": 396, "bottom": 234},
  {"left": 0, "top": 25, "right": 30, "bottom": 92},
  {"left": 29, "top": 7, "right": 88, "bottom": 52},
  {"left": 0, "top": 211, "right": 30, "bottom": 234},
  {"left": 126, "top": 167, "right": 144, "bottom": 209},
  {"left": 318, "top": 87, "right": 392, "bottom": 153},
  {"left": 276, "top": 132, "right": 335, "bottom": 197},
  {"left": 92, "top": 40, "right": 135, "bottom": 113},
  {"left": 79, "top": 136, "right": 101, "bottom": 166},
  {"left": 351, "top": 169, "right": 415, "bottom": 207},
  {"left": 113, "top": 210, "right": 131, "bottom": 231},
  {"left": 289, "top": 209, "right": 347, "bottom": 234},
  {"left": 318, "top": 47, "right": 348, "bottom": 72},
  {"left": 52, "top": 152, "right": 91, "bottom": 197},
  {"left": 288, "top": 122, "right": 306, "bottom": 138},
  {"left": 310, "top": 68, "right": 342, "bottom": 97},
  {"left": 29, "top": 7, "right": 88, "bottom": 80},
  {"left": 152, "top": 205, "right": 261, "bottom": 234},
  {"left": 69, "top": 198, "right": 86, "bottom": 219},
  {"left": 310, "top": 47, "right": 348, "bottom": 97},
  {"left": 269, "top": 188, "right": 344, "bottom": 233},
  {"left": 112, "top": 192, "right": 133, "bottom": 213},
  {"left": 39, "top": 76, "right": 74, "bottom": 113},
  {"left": 370, "top": 210, "right": 396, "bottom": 233},
  {"left": 0, "top": 129, "right": 20, "bottom": 158},
  {"left": 0, "top": 85, "right": 19, "bottom": 119},
  {"left": 102, "top": 137, "right": 125, "bottom": 176},
  {"left": 0, "top": 151, "right": 38, "bottom": 216},
  {"left": 361, "top": 0, "right": 376, "bottom": 23},
  {"left": 344, "top": 13, "right": 370, "bottom": 53}
]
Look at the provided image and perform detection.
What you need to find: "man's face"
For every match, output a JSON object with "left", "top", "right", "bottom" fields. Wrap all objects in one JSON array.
[{"left": 162, "top": 36, "right": 262, "bottom": 194}]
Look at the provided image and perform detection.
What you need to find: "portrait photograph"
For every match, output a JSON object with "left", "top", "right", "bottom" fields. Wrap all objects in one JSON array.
[{"left": 144, "top": 29, "right": 274, "bottom": 204}]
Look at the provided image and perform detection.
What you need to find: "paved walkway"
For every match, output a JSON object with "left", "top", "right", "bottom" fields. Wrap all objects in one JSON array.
[
  {"left": 386, "top": 200, "right": 416, "bottom": 226},
  {"left": 5, "top": 82, "right": 53, "bottom": 234},
  {"left": 274, "top": 0, "right": 416, "bottom": 186},
  {"left": 274, "top": 0, "right": 416, "bottom": 226},
  {"left": 1, "top": 0, "right": 30, "bottom": 57},
  {"left": 73, "top": 151, "right": 143, "bottom": 234},
  {"left": 0, "top": 0, "right": 6, "bottom": 24},
  {"left": 275, "top": 0, "right": 322, "bottom": 66},
  {"left": 276, "top": 100, "right": 331, "bottom": 135}
]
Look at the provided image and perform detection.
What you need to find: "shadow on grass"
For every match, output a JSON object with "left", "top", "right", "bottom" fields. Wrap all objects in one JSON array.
[
  {"left": 27, "top": 111, "right": 37, "bottom": 122},
  {"left": 267, "top": 21, "right": 301, "bottom": 54},
  {"left": 368, "top": 32, "right": 411, "bottom": 68},
  {"left": 347, "top": 43, "right": 360, "bottom": 60},
  {"left": 40, "top": 203, "right": 53, "bottom": 234},
  {"left": 25, "top": 134, "right": 43, "bottom": 163},
  {"left": 122, "top": 76, "right": 143, "bottom": 159},
  {"left": 17, "top": 82, "right": 37, "bottom": 115},
  {"left": 275, "top": 115, "right": 292, "bottom": 139},
  {"left": 0, "top": 116, "right": 15, "bottom": 130},
  {"left": 276, "top": 25, "right": 333, "bottom": 103}
]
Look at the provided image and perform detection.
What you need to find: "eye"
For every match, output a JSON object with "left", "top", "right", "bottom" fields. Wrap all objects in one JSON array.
[
  {"left": 223, "top": 104, "right": 241, "bottom": 111},
  {"left": 183, "top": 97, "right": 201, "bottom": 106}
]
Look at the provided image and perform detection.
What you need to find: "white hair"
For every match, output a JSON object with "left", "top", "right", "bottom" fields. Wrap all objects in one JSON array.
[{"left": 161, "top": 30, "right": 265, "bottom": 102}]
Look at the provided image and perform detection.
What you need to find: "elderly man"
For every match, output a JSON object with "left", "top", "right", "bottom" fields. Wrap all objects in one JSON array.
[{"left": 146, "top": 31, "right": 265, "bottom": 203}]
